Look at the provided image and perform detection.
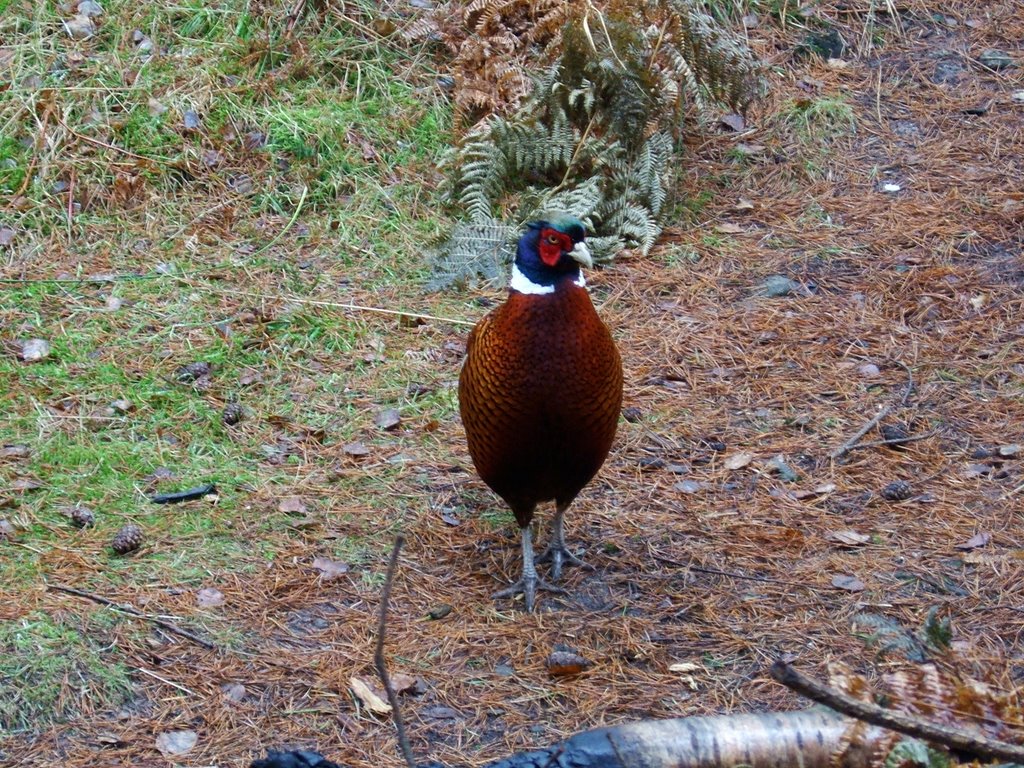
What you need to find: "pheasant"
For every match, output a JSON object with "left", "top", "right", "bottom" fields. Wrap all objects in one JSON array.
[{"left": 459, "top": 216, "right": 623, "bottom": 611}]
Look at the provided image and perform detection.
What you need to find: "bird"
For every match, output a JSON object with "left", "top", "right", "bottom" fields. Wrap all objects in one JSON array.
[{"left": 458, "top": 216, "right": 623, "bottom": 611}]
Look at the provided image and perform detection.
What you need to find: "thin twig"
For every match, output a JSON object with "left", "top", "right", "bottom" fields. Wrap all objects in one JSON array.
[
  {"left": 769, "top": 661, "right": 1024, "bottom": 764},
  {"left": 852, "top": 429, "right": 937, "bottom": 452},
  {"left": 829, "top": 360, "right": 914, "bottom": 460},
  {"left": 374, "top": 535, "right": 415, "bottom": 768},
  {"left": 202, "top": 286, "right": 476, "bottom": 327},
  {"left": 47, "top": 583, "right": 216, "bottom": 650}
]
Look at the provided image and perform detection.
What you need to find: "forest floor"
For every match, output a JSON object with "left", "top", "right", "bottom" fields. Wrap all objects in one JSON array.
[{"left": 1, "top": 1, "right": 1022, "bottom": 766}]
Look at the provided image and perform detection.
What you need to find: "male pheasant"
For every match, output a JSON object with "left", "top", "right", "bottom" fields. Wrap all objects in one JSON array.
[{"left": 459, "top": 217, "right": 623, "bottom": 611}]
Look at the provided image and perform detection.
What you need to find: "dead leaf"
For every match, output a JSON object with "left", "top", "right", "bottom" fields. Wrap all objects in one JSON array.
[
  {"left": 350, "top": 676, "right": 391, "bottom": 715},
  {"left": 196, "top": 587, "right": 225, "bottom": 608},
  {"left": 546, "top": 650, "right": 594, "bottom": 677},
  {"left": 668, "top": 662, "right": 701, "bottom": 673},
  {"left": 0, "top": 226, "right": 15, "bottom": 246},
  {"left": 343, "top": 441, "right": 370, "bottom": 457},
  {"left": 278, "top": 496, "right": 308, "bottom": 515},
  {"left": 312, "top": 556, "right": 350, "bottom": 581},
  {"left": 793, "top": 483, "right": 836, "bottom": 500},
  {"left": 0, "top": 444, "right": 30, "bottom": 459},
  {"left": 733, "top": 198, "right": 755, "bottom": 212},
  {"left": 10, "top": 478, "right": 42, "bottom": 492},
  {"left": 715, "top": 222, "right": 745, "bottom": 234},
  {"left": 955, "top": 532, "right": 991, "bottom": 551},
  {"left": 375, "top": 409, "right": 401, "bottom": 431},
  {"left": 724, "top": 452, "right": 753, "bottom": 470},
  {"left": 221, "top": 682, "right": 246, "bottom": 702},
  {"left": 828, "top": 530, "right": 870, "bottom": 547},
  {"left": 0, "top": 519, "right": 15, "bottom": 538},
  {"left": 390, "top": 673, "right": 419, "bottom": 694},
  {"left": 719, "top": 113, "right": 746, "bottom": 132},
  {"left": 831, "top": 574, "right": 865, "bottom": 592},
  {"left": 155, "top": 730, "right": 198, "bottom": 757}
]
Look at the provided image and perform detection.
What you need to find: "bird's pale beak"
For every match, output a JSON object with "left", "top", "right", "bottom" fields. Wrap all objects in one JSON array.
[{"left": 569, "top": 241, "right": 593, "bottom": 269}]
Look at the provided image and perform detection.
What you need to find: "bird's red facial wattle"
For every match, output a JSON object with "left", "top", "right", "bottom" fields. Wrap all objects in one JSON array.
[{"left": 538, "top": 228, "right": 574, "bottom": 267}]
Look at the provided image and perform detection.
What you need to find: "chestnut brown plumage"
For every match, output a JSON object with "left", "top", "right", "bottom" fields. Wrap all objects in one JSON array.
[{"left": 459, "top": 217, "right": 623, "bottom": 611}]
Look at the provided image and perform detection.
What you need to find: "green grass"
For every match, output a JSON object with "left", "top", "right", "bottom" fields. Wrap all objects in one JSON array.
[
  {"left": 0, "top": 0, "right": 458, "bottom": 735},
  {"left": 0, "top": 610, "right": 135, "bottom": 734}
]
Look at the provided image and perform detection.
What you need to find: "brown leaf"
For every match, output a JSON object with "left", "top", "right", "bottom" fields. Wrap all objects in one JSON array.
[
  {"left": 955, "top": 532, "right": 991, "bottom": 551},
  {"left": 715, "top": 222, "right": 745, "bottom": 234},
  {"left": 375, "top": 409, "right": 401, "bottom": 431},
  {"left": 546, "top": 650, "right": 594, "bottom": 677},
  {"left": 343, "top": 441, "right": 370, "bottom": 457},
  {"left": 390, "top": 673, "right": 419, "bottom": 695},
  {"left": 155, "top": 730, "right": 198, "bottom": 757},
  {"left": 196, "top": 587, "right": 225, "bottom": 608},
  {"left": 10, "top": 478, "right": 42, "bottom": 492},
  {"left": 831, "top": 574, "right": 865, "bottom": 592},
  {"left": 828, "top": 530, "right": 870, "bottom": 547},
  {"left": 349, "top": 676, "right": 391, "bottom": 715},
  {"left": 723, "top": 452, "right": 753, "bottom": 470},
  {"left": 719, "top": 113, "right": 746, "bottom": 132},
  {"left": 0, "top": 444, "right": 30, "bottom": 459},
  {"left": 278, "top": 496, "right": 308, "bottom": 515},
  {"left": 312, "top": 556, "right": 349, "bottom": 581}
]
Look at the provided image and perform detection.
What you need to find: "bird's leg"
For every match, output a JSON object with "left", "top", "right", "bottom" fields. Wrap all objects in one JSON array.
[
  {"left": 537, "top": 504, "right": 595, "bottom": 581},
  {"left": 492, "top": 524, "right": 566, "bottom": 612}
]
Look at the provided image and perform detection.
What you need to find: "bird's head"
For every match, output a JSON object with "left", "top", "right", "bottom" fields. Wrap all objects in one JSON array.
[{"left": 513, "top": 216, "right": 592, "bottom": 290}]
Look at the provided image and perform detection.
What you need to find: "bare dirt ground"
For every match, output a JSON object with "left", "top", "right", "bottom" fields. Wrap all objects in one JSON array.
[{"left": 5, "top": 2, "right": 1024, "bottom": 766}]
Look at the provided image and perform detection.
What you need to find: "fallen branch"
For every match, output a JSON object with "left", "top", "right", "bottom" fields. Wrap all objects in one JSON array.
[
  {"left": 829, "top": 360, "right": 914, "bottom": 461},
  {"left": 47, "top": 583, "right": 216, "bottom": 650},
  {"left": 769, "top": 660, "right": 1024, "bottom": 764},
  {"left": 374, "top": 535, "right": 416, "bottom": 768}
]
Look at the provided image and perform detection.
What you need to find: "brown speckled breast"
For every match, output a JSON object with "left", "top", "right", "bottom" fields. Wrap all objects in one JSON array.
[{"left": 458, "top": 282, "right": 623, "bottom": 528}]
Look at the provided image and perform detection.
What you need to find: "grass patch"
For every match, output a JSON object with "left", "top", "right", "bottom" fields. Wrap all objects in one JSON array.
[{"left": 0, "top": 610, "right": 135, "bottom": 734}]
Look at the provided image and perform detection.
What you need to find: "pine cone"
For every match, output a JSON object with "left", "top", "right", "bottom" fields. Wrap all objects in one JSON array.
[
  {"left": 222, "top": 402, "right": 245, "bottom": 426},
  {"left": 880, "top": 480, "right": 912, "bottom": 501},
  {"left": 111, "top": 524, "right": 144, "bottom": 554},
  {"left": 70, "top": 505, "right": 95, "bottom": 528}
]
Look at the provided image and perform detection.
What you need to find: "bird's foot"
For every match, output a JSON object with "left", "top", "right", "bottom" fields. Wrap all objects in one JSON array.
[
  {"left": 493, "top": 575, "right": 566, "bottom": 613},
  {"left": 536, "top": 543, "right": 594, "bottom": 581}
]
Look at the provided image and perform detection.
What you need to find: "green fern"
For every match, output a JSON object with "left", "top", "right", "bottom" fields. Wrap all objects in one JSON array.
[{"left": 428, "top": 0, "right": 762, "bottom": 289}]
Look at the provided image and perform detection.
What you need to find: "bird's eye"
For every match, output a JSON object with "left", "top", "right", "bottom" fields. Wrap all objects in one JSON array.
[{"left": 546, "top": 235, "right": 560, "bottom": 245}]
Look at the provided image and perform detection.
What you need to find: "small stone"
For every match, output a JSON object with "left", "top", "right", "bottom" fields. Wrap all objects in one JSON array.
[
  {"left": 1014, "top": 91, "right": 1024, "bottom": 103},
  {"left": 880, "top": 480, "right": 912, "bottom": 501},
  {"left": 766, "top": 454, "right": 800, "bottom": 483},
  {"left": 18, "top": 338, "right": 51, "bottom": 362},
  {"left": 881, "top": 182, "right": 902, "bottom": 193},
  {"left": 111, "top": 523, "right": 144, "bottom": 554},
  {"left": 978, "top": 49, "right": 1015, "bottom": 71},
  {"left": 182, "top": 110, "right": 201, "bottom": 131},
  {"left": 857, "top": 363, "right": 880, "bottom": 378},
  {"left": 997, "top": 444, "right": 1020, "bottom": 458},
  {"left": 0, "top": 226, "right": 15, "bottom": 246},
  {"left": 760, "top": 274, "right": 800, "bottom": 298}
]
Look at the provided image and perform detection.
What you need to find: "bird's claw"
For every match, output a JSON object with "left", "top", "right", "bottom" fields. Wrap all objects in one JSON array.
[
  {"left": 493, "top": 575, "right": 567, "bottom": 612},
  {"left": 536, "top": 544, "right": 594, "bottom": 581}
]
